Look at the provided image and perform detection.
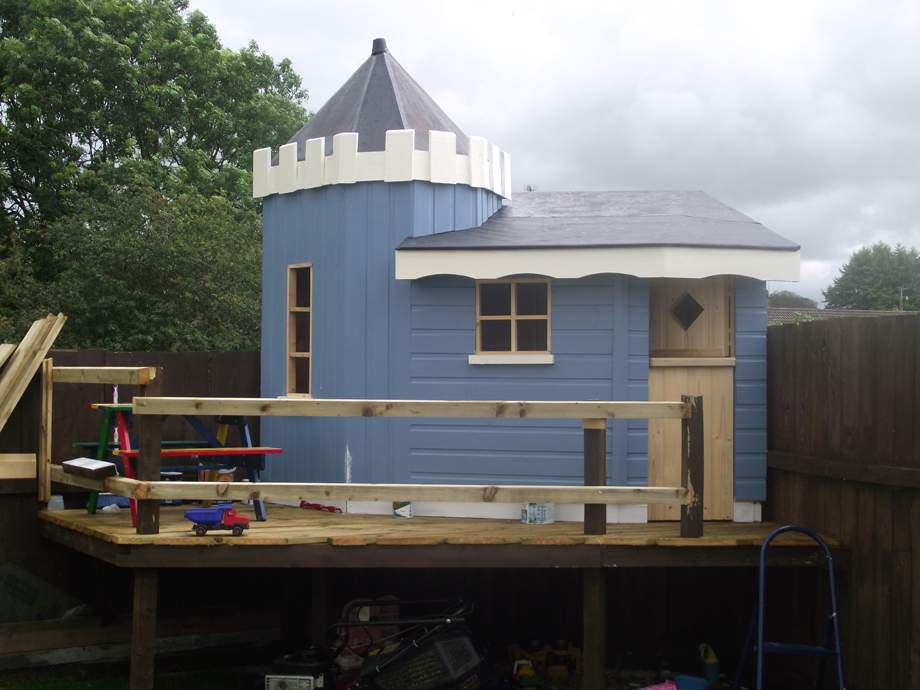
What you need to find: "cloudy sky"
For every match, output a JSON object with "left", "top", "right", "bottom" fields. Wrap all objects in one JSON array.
[{"left": 191, "top": 0, "right": 920, "bottom": 302}]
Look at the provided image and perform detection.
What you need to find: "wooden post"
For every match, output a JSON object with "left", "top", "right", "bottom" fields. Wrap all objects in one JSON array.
[
  {"left": 680, "top": 394, "right": 704, "bottom": 538},
  {"left": 129, "top": 568, "right": 158, "bottom": 690},
  {"left": 583, "top": 418, "right": 607, "bottom": 535},
  {"left": 38, "top": 358, "right": 53, "bottom": 502},
  {"left": 136, "top": 368, "right": 163, "bottom": 535},
  {"left": 583, "top": 568, "right": 607, "bottom": 688}
]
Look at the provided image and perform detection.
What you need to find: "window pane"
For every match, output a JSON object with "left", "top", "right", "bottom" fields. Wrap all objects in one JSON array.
[
  {"left": 293, "top": 267, "right": 311, "bottom": 308},
  {"left": 481, "top": 320, "right": 512, "bottom": 351},
  {"left": 292, "top": 313, "right": 310, "bottom": 353},
  {"left": 479, "top": 283, "right": 511, "bottom": 316},
  {"left": 293, "top": 357, "right": 310, "bottom": 394},
  {"left": 517, "top": 320, "right": 548, "bottom": 351},
  {"left": 516, "top": 283, "right": 548, "bottom": 315}
]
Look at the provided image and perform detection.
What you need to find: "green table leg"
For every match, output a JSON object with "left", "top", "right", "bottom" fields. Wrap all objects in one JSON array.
[{"left": 86, "top": 410, "right": 113, "bottom": 514}]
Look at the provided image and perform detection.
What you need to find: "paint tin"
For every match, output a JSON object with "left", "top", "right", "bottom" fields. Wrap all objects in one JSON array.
[
  {"left": 521, "top": 503, "right": 555, "bottom": 524},
  {"left": 393, "top": 501, "right": 414, "bottom": 518}
]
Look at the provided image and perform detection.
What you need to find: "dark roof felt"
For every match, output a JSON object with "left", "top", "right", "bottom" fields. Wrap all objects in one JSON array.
[
  {"left": 398, "top": 191, "right": 800, "bottom": 252},
  {"left": 285, "top": 39, "right": 468, "bottom": 158}
]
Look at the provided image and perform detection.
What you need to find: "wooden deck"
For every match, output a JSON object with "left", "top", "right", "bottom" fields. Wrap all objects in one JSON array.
[{"left": 39, "top": 505, "right": 838, "bottom": 569}]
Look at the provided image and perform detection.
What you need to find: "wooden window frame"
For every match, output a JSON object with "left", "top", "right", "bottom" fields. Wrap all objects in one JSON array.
[
  {"left": 475, "top": 279, "right": 552, "bottom": 354},
  {"left": 286, "top": 263, "right": 312, "bottom": 396}
]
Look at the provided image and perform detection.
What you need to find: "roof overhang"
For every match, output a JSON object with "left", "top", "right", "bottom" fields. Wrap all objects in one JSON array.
[{"left": 394, "top": 246, "right": 800, "bottom": 281}]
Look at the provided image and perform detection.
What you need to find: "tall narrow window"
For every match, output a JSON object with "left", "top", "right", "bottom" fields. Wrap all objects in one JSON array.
[
  {"left": 476, "top": 280, "right": 551, "bottom": 353},
  {"left": 287, "top": 264, "right": 312, "bottom": 395}
]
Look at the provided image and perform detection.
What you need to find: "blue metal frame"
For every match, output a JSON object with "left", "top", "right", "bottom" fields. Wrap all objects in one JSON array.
[{"left": 733, "top": 524, "right": 845, "bottom": 690}]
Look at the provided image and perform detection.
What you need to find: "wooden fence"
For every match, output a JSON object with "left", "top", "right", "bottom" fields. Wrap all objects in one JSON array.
[{"left": 766, "top": 315, "right": 920, "bottom": 690}]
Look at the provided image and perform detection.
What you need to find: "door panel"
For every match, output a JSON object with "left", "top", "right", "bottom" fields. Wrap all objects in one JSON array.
[
  {"left": 648, "top": 364, "right": 734, "bottom": 520},
  {"left": 648, "top": 276, "right": 735, "bottom": 521}
]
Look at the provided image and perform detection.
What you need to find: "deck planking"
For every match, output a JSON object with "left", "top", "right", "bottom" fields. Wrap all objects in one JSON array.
[{"left": 39, "top": 504, "right": 836, "bottom": 549}]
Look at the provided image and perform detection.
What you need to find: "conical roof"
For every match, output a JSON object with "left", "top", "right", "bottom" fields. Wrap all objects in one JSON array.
[{"left": 287, "top": 39, "right": 469, "bottom": 156}]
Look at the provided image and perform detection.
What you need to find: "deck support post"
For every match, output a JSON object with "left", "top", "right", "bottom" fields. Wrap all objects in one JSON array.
[
  {"left": 136, "top": 369, "right": 163, "bottom": 535},
  {"left": 583, "top": 418, "right": 606, "bottom": 535},
  {"left": 680, "top": 395, "right": 704, "bottom": 538},
  {"left": 129, "top": 568, "right": 158, "bottom": 690},
  {"left": 583, "top": 568, "right": 607, "bottom": 688}
]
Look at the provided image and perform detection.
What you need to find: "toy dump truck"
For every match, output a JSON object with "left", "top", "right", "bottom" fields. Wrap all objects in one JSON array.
[{"left": 184, "top": 504, "right": 250, "bottom": 536}]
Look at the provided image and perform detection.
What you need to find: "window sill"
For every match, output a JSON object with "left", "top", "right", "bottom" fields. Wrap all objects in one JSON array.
[
  {"left": 277, "top": 393, "right": 312, "bottom": 399},
  {"left": 468, "top": 353, "right": 555, "bottom": 365}
]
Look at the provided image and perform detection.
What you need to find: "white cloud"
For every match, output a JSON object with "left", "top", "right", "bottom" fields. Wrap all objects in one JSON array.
[{"left": 190, "top": 0, "right": 920, "bottom": 301}]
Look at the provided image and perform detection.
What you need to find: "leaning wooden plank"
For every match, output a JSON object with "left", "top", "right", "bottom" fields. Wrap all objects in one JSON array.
[
  {"left": 0, "top": 318, "right": 50, "bottom": 403},
  {"left": 0, "top": 344, "right": 15, "bottom": 371},
  {"left": 38, "top": 359, "right": 52, "bottom": 502},
  {"left": 0, "top": 453, "right": 37, "bottom": 480},
  {"left": 116, "top": 478, "right": 689, "bottom": 506},
  {"left": 52, "top": 366, "right": 157, "bottom": 386},
  {"left": 133, "top": 397, "right": 690, "bottom": 420},
  {"left": 0, "top": 314, "right": 66, "bottom": 433}
]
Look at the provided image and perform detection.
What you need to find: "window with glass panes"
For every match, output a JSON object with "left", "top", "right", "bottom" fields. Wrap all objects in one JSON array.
[
  {"left": 287, "top": 264, "right": 312, "bottom": 395},
  {"left": 475, "top": 280, "right": 551, "bottom": 353}
]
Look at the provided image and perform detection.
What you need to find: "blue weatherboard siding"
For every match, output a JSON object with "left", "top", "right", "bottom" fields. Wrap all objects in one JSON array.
[
  {"left": 260, "top": 179, "right": 649, "bottom": 486},
  {"left": 261, "top": 181, "right": 504, "bottom": 483},
  {"left": 397, "top": 276, "right": 648, "bottom": 486},
  {"left": 734, "top": 277, "right": 768, "bottom": 501}
]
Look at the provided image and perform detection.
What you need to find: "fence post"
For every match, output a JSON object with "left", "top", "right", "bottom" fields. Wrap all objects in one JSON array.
[
  {"left": 583, "top": 418, "right": 607, "bottom": 535},
  {"left": 136, "top": 368, "right": 163, "bottom": 535},
  {"left": 680, "top": 395, "right": 704, "bottom": 538}
]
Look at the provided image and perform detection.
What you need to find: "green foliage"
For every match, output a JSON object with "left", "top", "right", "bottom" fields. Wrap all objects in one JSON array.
[
  {"left": 768, "top": 290, "right": 817, "bottom": 309},
  {"left": 39, "top": 165, "right": 262, "bottom": 350},
  {"left": 823, "top": 242, "right": 920, "bottom": 311},
  {"left": 0, "top": 0, "right": 309, "bottom": 349}
]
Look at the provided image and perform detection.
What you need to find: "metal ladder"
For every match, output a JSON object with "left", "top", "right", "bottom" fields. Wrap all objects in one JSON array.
[{"left": 731, "top": 525, "right": 845, "bottom": 690}]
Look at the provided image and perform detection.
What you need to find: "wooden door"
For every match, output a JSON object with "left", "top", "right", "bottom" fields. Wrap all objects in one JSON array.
[{"left": 648, "top": 277, "right": 735, "bottom": 520}]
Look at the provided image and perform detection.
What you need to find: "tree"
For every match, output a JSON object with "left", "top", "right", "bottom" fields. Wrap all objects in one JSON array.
[
  {"left": 769, "top": 290, "right": 817, "bottom": 309},
  {"left": 823, "top": 242, "right": 920, "bottom": 311},
  {"left": 0, "top": 0, "right": 309, "bottom": 348},
  {"left": 35, "top": 165, "right": 262, "bottom": 350}
]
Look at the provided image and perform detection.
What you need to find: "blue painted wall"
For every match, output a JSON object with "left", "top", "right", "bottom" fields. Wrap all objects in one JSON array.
[
  {"left": 390, "top": 275, "right": 648, "bottom": 486},
  {"left": 261, "top": 181, "right": 504, "bottom": 483},
  {"left": 260, "top": 179, "right": 767, "bottom": 500},
  {"left": 734, "top": 277, "right": 768, "bottom": 501},
  {"left": 260, "top": 180, "right": 649, "bottom": 486}
]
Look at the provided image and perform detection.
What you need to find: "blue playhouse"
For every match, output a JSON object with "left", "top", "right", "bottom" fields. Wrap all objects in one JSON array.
[{"left": 253, "top": 39, "right": 800, "bottom": 523}]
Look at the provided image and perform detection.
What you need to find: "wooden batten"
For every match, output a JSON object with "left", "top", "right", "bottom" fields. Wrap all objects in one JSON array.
[
  {"left": 49, "top": 466, "right": 689, "bottom": 506},
  {"left": 38, "top": 359, "right": 53, "bottom": 501},
  {"left": 0, "top": 453, "right": 37, "bottom": 480},
  {"left": 52, "top": 366, "right": 157, "bottom": 385},
  {"left": 132, "top": 397, "right": 690, "bottom": 420},
  {"left": 0, "top": 344, "right": 14, "bottom": 371}
]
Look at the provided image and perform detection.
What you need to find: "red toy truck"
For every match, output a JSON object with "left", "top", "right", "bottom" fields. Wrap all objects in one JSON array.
[{"left": 184, "top": 504, "right": 250, "bottom": 536}]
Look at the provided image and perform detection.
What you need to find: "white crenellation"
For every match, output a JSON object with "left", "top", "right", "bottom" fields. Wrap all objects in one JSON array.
[{"left": 253, "top": 130, "right": 512, "bottom": 200}]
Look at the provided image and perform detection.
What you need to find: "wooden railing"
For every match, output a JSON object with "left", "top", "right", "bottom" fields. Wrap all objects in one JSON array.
[{"left": 48, "top": 389, "right": 704, "bottom": 538}]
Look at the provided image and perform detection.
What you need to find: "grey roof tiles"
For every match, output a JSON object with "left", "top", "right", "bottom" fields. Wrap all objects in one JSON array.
[{"left": 398, "top": 191, "right": 800, "bottom": 251}]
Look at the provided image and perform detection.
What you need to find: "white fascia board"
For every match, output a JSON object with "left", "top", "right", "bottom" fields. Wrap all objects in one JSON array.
[{"left": 395, "top": 246, "right": 800, "bottom": 282}]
